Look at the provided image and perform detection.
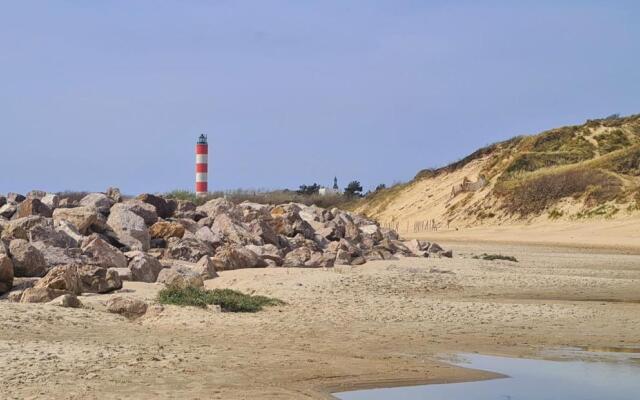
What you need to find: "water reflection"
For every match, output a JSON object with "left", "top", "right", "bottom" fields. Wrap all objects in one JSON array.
[{"left": 334, "top": 353, "right": 640, "bottom": 400}]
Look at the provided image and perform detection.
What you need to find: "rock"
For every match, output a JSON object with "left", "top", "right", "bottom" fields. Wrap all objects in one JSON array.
[
  {"left": 282, "top": 247, "right": 312, "bottom": 267},
  {"left": 160, "top": 256, "right": 218, "bottom": 280},
  {"left": 194, "top": 226, "right": 223, "bottom": 246},
  {"left": 26, "top": 190, "right": 47, "bottom": 200},
  {"left": 359, "top": 224, "right": 383, "bottom": 241},
  {"left": 196, "top": 198, "right": 238, "bottom": 220},
  {"left": 441, "top": 249, "right": 453, "bottom": 258},
  {"left": 32, "top": 243, "right": 87, "bottom": 266},
  {"left": 9, "top": 239, "right": 47, "bottom": 277},
  {"left": 0, "top": 195, "right": 5, "bottom": 207},
  {"left": 52, "top": 207, "right": 98, "bottom": 235},
  {"left": 136, "top": 194, "right": 174, "bottom": 219},
  {"left": 211, "top": 214, "right": 261, "bottom": 245},
  {"left": 245, "top": 244, "right": 284, "bottom": 266},
  {"left": 3, "top": 216, "right": 51, "bottom": 241},
  {"left": 47, "top": 293, "right": 82, "bottom": 308},
  {"left": 404, "top": 239, "right": 429, "bottom": 257},
  {"left": 79, "top": 193, "right": 114, "bottom": 213},
  {"left": 427, "top": 242, "right": 444, "bottom": 253},
  {"left": 248, "top": 219, "right": 279, "bottom": 246},
  {"left": 305, "top": 251, "right": 335, "bottom": 268},
  {"left": 166, "top": 237, "right": 213, "bottom": 262},
  {"left": 212, "top": 245, "right": 267, "bottom": 270},
  {"left": 20, "top": 287, "right": 68, "bottom": 303},
  {"left": 149, "top": 221, "right": 185, "bottom": 240},
  {"left": 175, "top": 200, "right": 196, "bottom": 213},
  {"left": 106, "top": 207, "right": 150, "bottom": 251},
  {"left": 195, "top": 256, "right": 218, "bottom": 279},
  {"left": 106, "top": 187, "right": 122, "bottom": 203},
  {"left": 106, "top": 296, "right": 148, "bottom": 318},
  {"left": 28, "top": 220, "right": 80, "bottom": 248},
  {"left": 156, "top": 266, "right": 204, "bottom": 288},
  {"left": 16, "top": 198, "right": 52, "bottom": 218},
  {"left": 112, "top": 267, "right": 132, "bottom": 281},
  {"left": 0, "top": 254, "right": 14, "bottom": 294},
  {"left": 82, "top": 235, "right": 128, "bottom": 269},
  {"left": 41, "top": 193, "right": 60, "bottom": 209},
  {"left": 7, "top": 193, "right": 26, "bottom": 203},
  {"left": 34, "top": 265, "right": 82, "bottom": 294},
  {"left": 128, "top": 252, "right": 164, "bottom": 283},
  {"left": 335, "top": 248, "right": 352, "bottom": 265},
  {"left": 0, "top": 204, "right": 17, "bottom": 219},
  {"left": 77, "top": 265, "right": 122, "bottom": 293},
  {"left": 111, "top": 201, "right": 158, "bottom": 226}
]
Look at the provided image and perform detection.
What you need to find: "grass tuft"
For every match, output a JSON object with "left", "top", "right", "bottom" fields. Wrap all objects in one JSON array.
[{"left": 158, "top": 286, "right": 284, "bottom": 312}]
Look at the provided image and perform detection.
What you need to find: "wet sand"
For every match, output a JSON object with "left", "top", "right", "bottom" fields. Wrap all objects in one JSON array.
[{"left": 1, "top": 241, "right": 639, "bottom": 399}]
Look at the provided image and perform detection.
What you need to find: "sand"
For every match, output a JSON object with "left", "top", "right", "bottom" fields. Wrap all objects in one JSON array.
[{"left": 1, "top": 241, "right": 639, "bottom": 399}]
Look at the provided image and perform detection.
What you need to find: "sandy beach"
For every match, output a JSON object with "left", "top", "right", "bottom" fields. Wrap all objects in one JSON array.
[{"left": 2, "top": 240, "right": 639, "bottom": 399}]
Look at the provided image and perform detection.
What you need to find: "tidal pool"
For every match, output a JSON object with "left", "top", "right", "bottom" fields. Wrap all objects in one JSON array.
[{"left": 333, "top": 353, "right": 640, "bottom": 400}]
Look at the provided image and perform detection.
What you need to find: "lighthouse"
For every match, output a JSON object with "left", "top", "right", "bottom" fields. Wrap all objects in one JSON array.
[{"left": 195, "top": 134, "right": 208, "bottom": 197}]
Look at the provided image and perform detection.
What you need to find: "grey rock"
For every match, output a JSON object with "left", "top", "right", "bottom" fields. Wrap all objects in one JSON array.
[{"left": 9, "top": 239, "right": 47, "bottom": 277}]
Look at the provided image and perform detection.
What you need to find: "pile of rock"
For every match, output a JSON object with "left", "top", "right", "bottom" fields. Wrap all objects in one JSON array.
[{"left": 0, "top": 189, "right": 451, "bottom": 303}]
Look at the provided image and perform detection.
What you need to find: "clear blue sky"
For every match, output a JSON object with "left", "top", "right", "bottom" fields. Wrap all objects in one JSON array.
[{"left": 1, "top": 1, "right": 639, "bottom": 195}]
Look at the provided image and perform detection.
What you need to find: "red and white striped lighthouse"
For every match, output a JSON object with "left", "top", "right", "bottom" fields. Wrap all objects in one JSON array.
[{"left": 195, "top": 134, "right": 208, "bottom": 197}]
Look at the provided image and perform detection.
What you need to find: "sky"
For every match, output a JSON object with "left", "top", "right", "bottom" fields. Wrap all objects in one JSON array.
[{"left": 1, "top": 1, "right": 639, "bottom": 195}]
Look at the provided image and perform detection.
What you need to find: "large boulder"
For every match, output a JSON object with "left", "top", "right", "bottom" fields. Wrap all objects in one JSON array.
[
  {"left": 160, "top": 256, "right": 218, "bottom": 280},
  {"left": 0, "top": 254, "right": 14, "bottom": 294},
  {"left": 79, "top": 193, "right": 113, "bottom": 213},
  {"left": 106, "top": 187, "right": 122, "bottom": 203},
  {"left": 33, "top": 264, "right": 82, "bottom": 295},
  {"left": 20, "top": 287, "right": 68, "bottom": 303},
  {"left": 156, "top": 266, "right": 204, "bottom": 288},
  {"left": 0, "top": 204, "right": 17, "bottom": 219},
  {"left": 136, "top": 194, "right": 174, "bottom": 219},
  {"left": 282, "top": 247, "right": 312, "bottom": 267},
  {"left": 245, "top": 244, "right": 284, "bottom": 266},
  {"left": 82, "top": 235, "right": 128, "bottom": 269},
  {"left": 106, "top": 296, "right": 148, "bottom": 318},
  {"left": 165, "top": 237, "right": 213, "bottom": 262},
  {"left": 77, "top": 265, "right": 122, "bottom": 293},
  {"left": 32, "top": 243, "right": 87, "bottom": 266},
  {"left": 7, "top": 193, "right": 26, "bottom": 203},
  {"left": 16, "top": 198, "right": 52, "bottom": 218},
  {"left": 111, "top": 201, "right": 158, "bottom": 226},
  {"left": 28, "top": 220, "right": 80, "bottom": 248},
  {"left": 149, "top": 221, "right": 185, "bottom": 240},
  {"left": 194, "top": 226, "right": 223, "bottom": 246},
  {"left": 128, "top": 251, "right": 164, "bottom": 283},
  {"left": 196, "top": 198, "right": 238, "bottom": 220},
  {"left": 210, "top": 214, "right": 261, "bottom": 245},
  {"left": 106, "top": 207, "right": 150, "bottom": 251},
  {"left": 0, "top": 195, "right": 6, "bottom": 208},
  {"left": 9, "top": 239, "right": 47, "bottom": 277},
  {"left": 40, "top": 193, "right": 60, "bottom": 210},
  {"left": 212, "top": 245, "right": 266, "bottom": 270},
  {"left": 52, "top": 207, "right": 98, "bottom": 235}
]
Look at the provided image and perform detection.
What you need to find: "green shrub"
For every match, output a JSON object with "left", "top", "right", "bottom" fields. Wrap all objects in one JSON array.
[
  {"left": 503, "top": 151, "right": 589, "bottom": 177},
  {"left": 548, "top": 209, "right": 564, "bottom": 219},
  {"left": 158, "top": 286, "right": 284, "bottom": 312},
  {"left": 496, "top": 168, "right": 622, "bottom": 215},
  {"left": 594, "top": 130, "right": 631, "bottom": 154}
]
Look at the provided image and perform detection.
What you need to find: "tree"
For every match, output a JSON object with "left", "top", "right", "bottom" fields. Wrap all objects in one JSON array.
[
  {"left": 375, "top": 184, "right": 386, "bottom": 192},
  {"left": 344, "top": 180, "right": 363, "bottom": 198},
  {"left": 297, "top": 183, "right": 320, "bottom": 196}
]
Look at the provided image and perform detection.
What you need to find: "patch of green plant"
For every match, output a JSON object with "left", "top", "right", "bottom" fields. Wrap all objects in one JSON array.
[
  {"left": 502, "top": 151, "right": 589, "bottom": 178},
  {"left": 158, "top": 286, "right": 284, "bottom": 312},
  {"left": 575, "top": 204, "right": 620, "bottom": 219},
  {"left": 473, "top": 253, "right": 518, "bottom": 262},
  {"left": 594, "top": 130, "right": 631, "bottom": 154},
  {"left": 548, "top": 209, "right": 564, "bottom": 219},
  {"left": 495, "top": 167, "right": 622, "bottom": 216}
]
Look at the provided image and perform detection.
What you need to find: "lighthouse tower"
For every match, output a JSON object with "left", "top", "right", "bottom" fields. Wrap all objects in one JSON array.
[{"left": 195, "top": 134, "right": 208, "bottom": 197}]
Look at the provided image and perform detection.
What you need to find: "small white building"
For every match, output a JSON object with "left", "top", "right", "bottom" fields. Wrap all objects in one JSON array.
[{"left": 319, "top": 177, "right": 341, "bottom": 196}]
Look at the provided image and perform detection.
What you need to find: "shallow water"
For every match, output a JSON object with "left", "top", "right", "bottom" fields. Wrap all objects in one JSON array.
[{"left": 334, "top": 353, "right": 640, "bottom": 400}]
